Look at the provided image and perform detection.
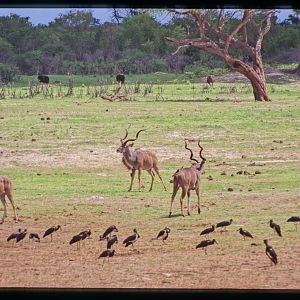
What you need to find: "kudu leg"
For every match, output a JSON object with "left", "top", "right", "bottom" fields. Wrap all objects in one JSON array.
[
  {"left": 147, "top": 170, "right": 155, "bottom": 192},
  {"left": 195, "top": 188, "right": 201, "bottom": 214},
  {"left": 138, "top": 169, "right": 142, "bottom": 192},
  {"left": 153, "top": 166, "right": 167, "bottom": 192},
  {"left": 5, "top": 188, "right": 18, "bottom": 222},
  {"left": 187, "top": 190, "right": 191, "bottom": 216},
  {"left": 180, "top": 188, "right": 188, "bottom": 217},
  {"left": 128, "top": 169, "right": 136, "bottom": 192},
  {"left": 0, "top": 195, "right": 7, "bottom": 224},
  {"left": 169, "top": 184, "right": 179, "bottom": 217}
]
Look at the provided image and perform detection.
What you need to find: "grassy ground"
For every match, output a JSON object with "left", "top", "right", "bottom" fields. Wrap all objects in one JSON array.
[{"left": 0, "top": 79, "right": 299, "bottom": 288}]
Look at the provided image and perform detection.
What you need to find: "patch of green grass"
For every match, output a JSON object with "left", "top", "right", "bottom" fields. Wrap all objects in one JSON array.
[{"left": 1, "top": 80, "right": 299, "bottom": 228}]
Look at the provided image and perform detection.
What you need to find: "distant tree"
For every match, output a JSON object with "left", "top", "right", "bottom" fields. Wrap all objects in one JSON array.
[{"left": 166, "top": 9, "right": 276, "bottom": 101}]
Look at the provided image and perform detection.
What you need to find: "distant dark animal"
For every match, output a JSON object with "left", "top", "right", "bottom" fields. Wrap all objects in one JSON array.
[
  {"left": 200, "top": 225, "right": 215, "bottom": 238},
  {"left": 216, "top": 219, "right": 233, "bottom": 232},
  {"left": 238, "top": 228, "right": 254, "bottom": 240},
  {"left": 116, "top": 74, "right": 125, "bottom": 86},
  {"left": 264, "top": 239, "right": 278, "bottom": 265},
  {"left": 269, "top": 220, "right": 282, "bottom": 237},
  {"left": 0, "top": 176, "right": 18, "bottom": 224},
  {"left": 123, "top": 228, "right": 140, "bottom": 248},
  {"left": 29, "top": 232, "right": 40, "bottom": 242},
  {"left": 16, "top": 229, "right": 27, "bottom": 244},
  {"left": 99, "top": 225, "right": 118, "bottom": 241},
  {"left": 106, "top": 235, "right": 118, "bottom": 250},
  {"left": 7, "top": 228, "right": 21, "bottom": 242},
  {"left": 43, "top": 225, "right": 61, "bottom": 241},
  {"left": 287, "top": 216, "right": 300, "bottom": 231},
  {"left": 206, "top": 75, "right": 214, "bottom": 87},
  {"left": 156, "top": 227, "right": 171, "bottom": 244},
  {"left": 196, "top": 239, "right": 218, "bottom": 254},
  {"left": 37, "top": 74, "right": 49, "bottom": 84}
]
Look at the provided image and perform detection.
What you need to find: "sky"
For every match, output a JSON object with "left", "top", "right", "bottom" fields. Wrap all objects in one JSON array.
[{"left": 0, "top": 8, "right": 295, "bottom": 25}]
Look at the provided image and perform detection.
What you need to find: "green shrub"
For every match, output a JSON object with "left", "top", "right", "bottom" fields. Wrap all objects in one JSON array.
[{"left": 0, "top": 63, "right": 20, "bottom": 83}]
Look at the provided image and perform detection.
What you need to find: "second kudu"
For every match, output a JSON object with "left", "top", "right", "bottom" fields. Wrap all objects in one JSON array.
[
  {"left": 116, "top": 127, "right": 167, "bottom": 192},
  {"left": 169, "top": 139, "right": 206, "bottom": 217}
]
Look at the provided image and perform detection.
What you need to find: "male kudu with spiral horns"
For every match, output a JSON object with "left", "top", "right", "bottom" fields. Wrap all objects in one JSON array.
[
  {"left": 116, "top": 126, "right": 167, "bottom": 192},
  {"left": 169, "top": 139, "right": 206, "bottom": 217}
]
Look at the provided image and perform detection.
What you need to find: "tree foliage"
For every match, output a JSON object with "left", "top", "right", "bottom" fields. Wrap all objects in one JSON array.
[{"left": 0, "top": 9, "right": 299, "bottom": 82}]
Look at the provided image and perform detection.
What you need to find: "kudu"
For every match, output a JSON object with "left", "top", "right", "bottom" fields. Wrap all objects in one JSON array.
[
  {"left": 169, "top": 139, "right": 206, "bottom": 217},
  {"left": 0, "top": 176, "right": 18, "bottom": 224},
  {"left": 207, "top": 75, "right": 214, "bottom": 87},
  {"left": 116, "top": 127, "right": 167, "bottom": 192}
]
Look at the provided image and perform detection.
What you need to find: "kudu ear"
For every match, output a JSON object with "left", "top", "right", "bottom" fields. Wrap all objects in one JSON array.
[{"left": 129, "top": 143, "right": 134, "bottom": 147}]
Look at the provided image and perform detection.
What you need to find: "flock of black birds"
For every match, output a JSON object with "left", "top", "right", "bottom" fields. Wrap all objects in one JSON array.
[
  {"left": 5, "top": 215, "right": 300, "bottom": 266},
  {"left": 197, "top": 216, "right": 300, "bottom": 265}
]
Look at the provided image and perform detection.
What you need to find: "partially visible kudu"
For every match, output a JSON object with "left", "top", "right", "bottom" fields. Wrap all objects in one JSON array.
[
  {"left": 116, "top": 127, "right": 167, "bottom": 192},
  {"left": 207, "top": 75, "right": 214, "bottom": 87},
  {"left": 169, "top": 140, "right": 206, "bottom": 217},
  {"left": 0, "top": 176, "right": 18, "bottom": 224}
]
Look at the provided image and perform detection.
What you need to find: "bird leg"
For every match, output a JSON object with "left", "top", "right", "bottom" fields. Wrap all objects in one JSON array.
[{"left": 204, "top": 248, "right": 207, "bottom": 255}]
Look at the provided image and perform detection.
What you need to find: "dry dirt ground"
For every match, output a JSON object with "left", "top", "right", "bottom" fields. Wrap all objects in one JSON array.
[
  {"left": 1, "top": 147, "right": 300, "bottom": 290},
  {"left": 1, "top": 212, "right": 300, "bottom": 290}
]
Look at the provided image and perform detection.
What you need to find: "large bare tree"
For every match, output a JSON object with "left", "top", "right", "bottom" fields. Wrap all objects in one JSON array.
[{"left": 166, "top": 9, "right": 277, "bottom": 101}]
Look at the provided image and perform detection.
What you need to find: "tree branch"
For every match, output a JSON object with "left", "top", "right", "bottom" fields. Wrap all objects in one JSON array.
[
  {"left": 217, "top": 9, "right": 225, "bottom": 32},
  {"left": 171, "top": 44, "right": 190, "bottom": 55},
  {"left": 255, "top": 10, "right": 275, "bottom": 53},
  {"left": 224, "top": 9, "right": 255, "bottom": 54}
]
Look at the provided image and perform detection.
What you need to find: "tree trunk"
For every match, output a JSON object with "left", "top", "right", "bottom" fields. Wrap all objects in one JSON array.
[
  {"left": 226, "top": 57, "right": 271, "bottom": 101},
  {"left": 251, "top": 78, "right": 270, "bottom": 101}
]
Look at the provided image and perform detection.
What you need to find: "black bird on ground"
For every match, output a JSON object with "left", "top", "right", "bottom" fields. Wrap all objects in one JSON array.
[
  {"left": 155, "top": 227, "right": 171, "bottom": 244},
  {"left": 123, "top": 229, "right": 140, "bottom": 248},
  {"left": 69, "top": 233, "right": 83, "bottom": 250},
  {"left": 264, "top": 239, "right": 278, "bottom": 265},
  {"left": 238, "top": 228, "right": 254, "bottom": 240},
  {"left": 200, "top": 225, "right": 215, "bottom": 238},
  {"left": 80, "top": 229, "right": 92, "bottom": 245},
  {"left": 216, "top": 219, "right": 233, "bottom": 232},
  {"left": 43, "top": 225, "right": 61, "bottom": 241},
  {"left": 16, "top": 229, "right": 27, "bottom": 244},
  {"left": 269, "top": 220, "right": 282, "bottom": 237},
  {"left": 196, "top": 239, "right": 218, "bottom": 254},
  {"left": 7, "top": 228, "right": 22, "bottom": 243},
  {"left": 98, "top": 249, "right": 116, "bottom": 266},
  {"left": 106, "top": 235, "right": 118, "bottom": 250},
  {"left": 287, "top": 216, "right": 300, "bottom": 231},
  {"left": 70, "top": 230, "right": 92, "bottom": 250},
  {"left": 29, "top": 232, "right": 40, "bottom": 242},
  {"left": 99, "top": 225, "right": 118, "bottom": 241}
]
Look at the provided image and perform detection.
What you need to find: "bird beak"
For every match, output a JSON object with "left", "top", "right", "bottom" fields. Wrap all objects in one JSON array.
[{"left": 215, "top": 240, "right": 218, "bottom": 244}]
